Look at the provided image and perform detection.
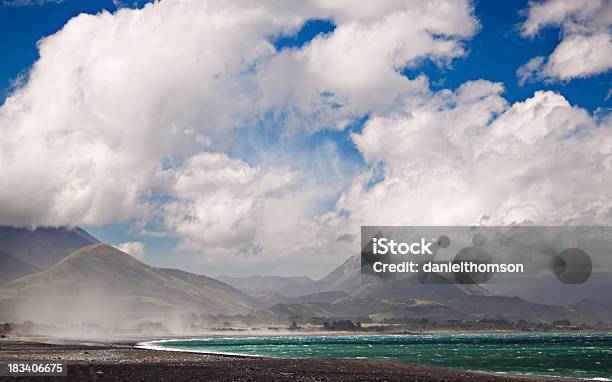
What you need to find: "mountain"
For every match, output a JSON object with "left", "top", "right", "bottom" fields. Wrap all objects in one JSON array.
[
  {"left": 0, "top": 226, "right": 99, "bottom": 270},
  {"left": 231, "top": 255, "right": 494, "bottom": 311},
  {"left": 268, "top": 297, "right": 470, "bottom": 321},
  {"left": 488, "top": 272, "right": 612, "bottom": 305},
  {"left": 217, "top": 275, "right": 317, "bottom": 297},
  {"left": 0, "top": 244, "right": 258, "bottom": 326},
  {"left": 0, "top": 250, "right": 41, "bottom": 286},
  {"left": 264, "top": 292, "right": 606, "bottom": 324},
  {"left": 368, "top": 300, "right": 473, "bottom": 322},
  {"left": 254, "top": 255, "right": 610, "bottom": 324},
  {"left": 157, "top": 268, "right": 260, "bottom": 308},
  {"left": 444, "top": 295, "right": 573, "bottom": 323},
  {"left": 567, "top": 299, "right": 612, "bottom": 324},
  {"left": 291, "top": 291, "right": 351, "bottom": 304},
  {"left": 252, "top": 292, "right": 294, "bottom": 306},
  {"left": 311, "top": 255, "right": 491, "bottom": 303},
  {"left": 310, "top": 255, "right": 493, "bottom": 299},
  {"left": 218, "top": 257, "right": 362, "bottom": 298},
  {"left": 312, "top": 255, "right": 362, "bottom": 292},
  {"left": 255, "top": 291, "right": 351, "bottom": 308},
  {"left": 352, "top": 273, "right": 470, "bottom": 302}
]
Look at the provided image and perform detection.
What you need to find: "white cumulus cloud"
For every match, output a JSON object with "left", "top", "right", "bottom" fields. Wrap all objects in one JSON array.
[
  {"left": 518, "top": 0, "right": 612, "bottom": 82},
  {"left": 257, "top": 0, "right": 478, "bottom": 130},
  {"left": 115, "top": 241, "right": 146, "bottom": 258},
  {"left": 341, "top": 82, "right": 612, "bottom": 233},
  {"left": 162, "top": 152, "right": 296, "bottom": 255},
  {"left": 0, "top": 0, "right": 479, "bottom": 229}
]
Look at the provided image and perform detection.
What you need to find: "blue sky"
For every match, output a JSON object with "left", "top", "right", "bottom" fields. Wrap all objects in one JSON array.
[
  {"left": 2, "top": 0, "right": 609, "bottom": 110},
  {"left": 1, "top": 0, "right": 610, "bottom": 277}
]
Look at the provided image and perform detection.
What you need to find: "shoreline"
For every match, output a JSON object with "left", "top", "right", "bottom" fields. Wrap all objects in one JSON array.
[
  {"left": 13, "top": 328, "right": 606, "bottom": 346},
  {"left": 134, "top": 343, "right": 601, "bottom": 382},
  {"left": 136, "top": 336, "right": 607, "bottom": 382},
  {"left": 0, "top": 337, "right": 594, "bottom": 382}
]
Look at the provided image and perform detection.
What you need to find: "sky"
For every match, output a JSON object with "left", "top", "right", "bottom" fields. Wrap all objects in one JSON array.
[{"left": 0, "top": 0, "right": 610, "bottom": 278}]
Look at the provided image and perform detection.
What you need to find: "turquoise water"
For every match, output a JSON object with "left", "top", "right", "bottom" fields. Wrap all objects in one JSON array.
[{"left": 143, "top": 333, "right": 612, "bottom": 380}]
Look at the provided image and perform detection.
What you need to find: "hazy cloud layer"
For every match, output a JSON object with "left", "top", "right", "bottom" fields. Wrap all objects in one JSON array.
[{"left": 518, "top": 0, "right": 612, "bottom": 82}]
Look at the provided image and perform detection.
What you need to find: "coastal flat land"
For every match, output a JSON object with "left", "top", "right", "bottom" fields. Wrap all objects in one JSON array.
[{"left": 0, "top": 340, "right": 582, "bottom": 382}]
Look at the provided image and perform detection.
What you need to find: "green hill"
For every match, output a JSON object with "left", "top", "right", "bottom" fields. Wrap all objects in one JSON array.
[
  {"left": 0, "top": 244, "right": 258, "bottom": 326},
  {"left": 0, "top": 226, "right": 99, "bottom": 285}
]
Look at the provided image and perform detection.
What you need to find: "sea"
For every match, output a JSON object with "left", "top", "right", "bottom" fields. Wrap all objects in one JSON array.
[{"left": 139, "top": 332, "right": 612, "bottom": 380}]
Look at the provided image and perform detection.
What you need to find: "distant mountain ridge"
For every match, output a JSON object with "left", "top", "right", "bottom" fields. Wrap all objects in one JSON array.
[
  {"left": 219, "top": 256, "right": 362, "bottom": 298},
  {"left": 489, "top": 272, "right": 612, "bottom": 305},
  {"left": 311, "top": 255, "right": 362, "bottom": 292},
  {"left": 2, "top": 225, "right": 611, "bottom": 328},
  {"left": 0, "top": 244, "right": 259, "bottom": 326},
  {"left": 218, "top": 275, "right": 317, "bottom": 297},
  {"left": 268, "top": 297, "right": 472, "bottom": 322},
  {"left": 245, "top": 255, "right": 612, "bottom": 324}
]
